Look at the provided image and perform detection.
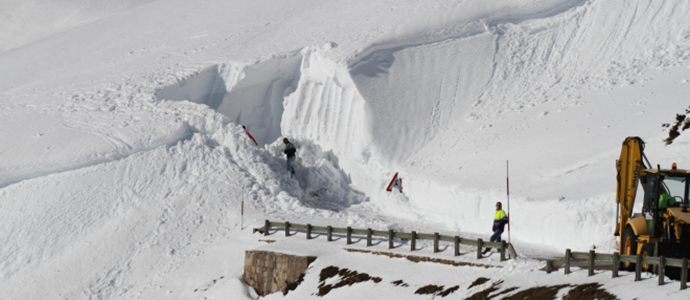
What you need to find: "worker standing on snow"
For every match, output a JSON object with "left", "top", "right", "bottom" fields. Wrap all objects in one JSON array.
[
  {"left": 242, "top": 125, "right": 258, "bottom": 146},
  {"left": 283, "top": 138, "right": 297, "bottom": 176},
  {"left": 483, "top": 201, "right": 509, "bottom": 254}
]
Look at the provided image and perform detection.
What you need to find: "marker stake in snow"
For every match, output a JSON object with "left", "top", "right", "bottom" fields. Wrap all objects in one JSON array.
[
  {"left": 386, "top": 172, "right": 403, "bottom": 193},
  {"left": 507, "top": 160, "right": 510, "bottom": 244},
  {"left": 241, "top": 187, "right": 245, "bottom": 230}
]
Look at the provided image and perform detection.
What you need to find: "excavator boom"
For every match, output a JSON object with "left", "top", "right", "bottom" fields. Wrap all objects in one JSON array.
[{"left": 615, "top": 137, "right": 646, "bottom": 239}]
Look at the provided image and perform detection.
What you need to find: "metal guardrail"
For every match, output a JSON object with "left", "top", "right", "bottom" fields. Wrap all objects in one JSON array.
[
  {"left": 253, "top": 220, "right": 518, "bottom": 261},
  {"left": 543, "top": 248, "right": 690, "bottom": 290}
]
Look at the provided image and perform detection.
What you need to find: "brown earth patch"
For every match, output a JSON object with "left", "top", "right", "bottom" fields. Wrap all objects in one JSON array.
[
  {"left": 465, "top": 280, "right": 503, "bottom": 300},
  {"left": 317, "top": 266, "right": 382, "bottom": 296},
  {"left": 319, "top": 266, "right": 339, "bottom": 282},
  {"left": 415, "top": 284, "right": 460, "bottom": 297},
  {"left": 490, "top": 286, "right": 519, "bottom": 298},
  {"left": 563, "top": 283, "right": 618, "bottom": 300},
  {"left": 415, "top": 284, "right": 445, "bottom": 295},
  {"left": 502, "top": 284, "right": 569, "bottom": 300},
  {"left": 464, "top": 281, "right": 619, "bottom": 300},
  {"left": 392, "top": 279, "right": 409, "bottom": 287},
  {"left": 439, "top": 285, "right": 460, "bottom": 297},
  {"left": 468, "top": 277, "right": 491, "bottom": 289}
]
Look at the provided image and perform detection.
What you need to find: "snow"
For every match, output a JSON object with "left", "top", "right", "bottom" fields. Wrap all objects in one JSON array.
[{"left": 1, "top": 0, "right": 690, "bottom": 299}]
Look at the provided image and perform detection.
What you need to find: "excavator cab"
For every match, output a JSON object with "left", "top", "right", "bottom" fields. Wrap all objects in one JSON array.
[{"left": 640, "top": 170, "right": 690, "bottom": 238}]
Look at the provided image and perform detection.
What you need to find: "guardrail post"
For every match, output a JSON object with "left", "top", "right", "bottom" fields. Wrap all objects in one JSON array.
[
  {"left": 612, "top": 252, "right": 619, "bottom": 278},
  {"left": 306, "top": 224, "right": 312, "bottom": 240},
  {"left": 433, "top": 233, "right": 439, "bottom": 253},
  {"left": 264, "top": 220, "right": 270, "bottom": 236},
  {"left": 454, "top": 236, "right": 460, "bottom": 256},
  {"left": 635, "top": 254, "right": 642, "bottom": 281},
  {"left": 682, "top": 258, "right": 688, "bottom": 290},
  {"left": 327, "top": 226, "right": 333, "bottom": 241},
  {"left": 411, "top": 231, "right": 417, "bottom": 251},
  {"left": 285, "top": 221, "right": 291, "bottom": 237},
  {"left": 546, "top": 260, "right": 553, "bottom": 274},
  {"left": 659, "top": 256, "right": 665, "bottom": 285},
  {"left": 389, "top": 230, "right": 394, "bottom": 249},
  {"left": 564, "top": 249, "right": 571, "bottom": 275},
  {"left": 477, "top": 239, "right": 483, "bottom": 259},
  {"left": 500, "top": 241, "right": 507, "bottom": 261},
  {"left": 367, "top": 228, "right": 373, "bottom": 247},
  {"left": 588, "top": 250, "right": 595, "bottom": 277},
  {"left": 346, "top": 227, "right": 352, "bottom": 245}
]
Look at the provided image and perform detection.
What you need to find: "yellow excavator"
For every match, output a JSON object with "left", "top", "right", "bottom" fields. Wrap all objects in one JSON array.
[{"left": 616, "top": 136, "right": 690, "bottom": 279}]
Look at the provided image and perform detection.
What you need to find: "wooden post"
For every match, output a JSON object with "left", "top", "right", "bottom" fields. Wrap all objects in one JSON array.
[
  {"left": 477, "top": 239, "right": 483, "bottom": 259},
  {"left": 500, "top": 241, "right": 507, "bottom": 261},
  {"left": 388, "top": 230, "right": 394, "bottom": 249},
  {"left": 285, "top": 221, "right": 291, "bottom": 237},
  {"left": 264, "top": 220, "right": 270, "bottom": 236},
  {"left": 659, "top": 256, "right": 665, "bottom": 286},
  {"left": 588, "top": 250, "right": 595, "bottom": 277},
  {"left": 367, "top": 228, "right": 373, "bottom": 247},
  {"left": 564, "top": 249, "right": 571, "bottom": 275},
  {"left": 682, "top": 258, "right": 688, "bottom": 290},
  {"left": 454, "top": 236, "right": 460, "bottom": 256},
  {"left": 612, "top": 252, "right": 620, "bottom": 278},
  {"left": 433, "top": 233, "right": 439, "bottom": 253},
  {"left": 327, "top": 226, "right": 333, "bottom": 242},
  {"left": 346, "top": 226, "right": 352, "bottom": 245},
  {"left": 546, "top": 260, "right": 553, "bottom": 274},
  {"left": 306, "top": 224, "right": 312, "bottom": 240},
  {"left": 635, "top": 254, "right": 642, "bottom": 281},
  {"left": 411, "top": 231, "right": 417, "bottom": 251}
]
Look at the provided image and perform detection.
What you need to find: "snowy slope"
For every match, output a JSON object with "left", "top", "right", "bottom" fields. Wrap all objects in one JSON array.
[{"left": 2, "top": 0, "right": 690, "bottom": 299}]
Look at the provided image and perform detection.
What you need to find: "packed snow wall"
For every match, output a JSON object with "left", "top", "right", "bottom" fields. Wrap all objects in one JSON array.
[
  {"left": 349, "top": 29, "right": 496, "bottom": 166},
  {"left": 155, "top": 54, "right": 303, "bottom": 146}
]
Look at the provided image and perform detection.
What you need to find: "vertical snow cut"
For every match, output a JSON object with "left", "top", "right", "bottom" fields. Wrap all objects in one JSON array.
[{"left": 155, "top": 53, "right": 303, "bottom": 146}]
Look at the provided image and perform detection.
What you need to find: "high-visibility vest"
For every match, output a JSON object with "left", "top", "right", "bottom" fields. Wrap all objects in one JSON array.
[
  {"left": 659, "top": 193, "right": 676, "bottom": 217},
  {"left": 494, "top": 209, "right": 507, "bottom": 220}
]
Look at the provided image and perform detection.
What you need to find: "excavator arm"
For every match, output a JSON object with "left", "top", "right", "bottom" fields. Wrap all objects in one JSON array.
[{"left": 615, "top": 137, "right": 647, "bottom": 237}]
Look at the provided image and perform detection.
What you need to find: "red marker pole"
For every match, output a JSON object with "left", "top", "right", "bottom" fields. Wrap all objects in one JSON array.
[
  {"left": 241, "top": 188, "right": 245, "bottom": 230},
  {"left": 506, "top": 160, "right": 511, "bottom": 244}
]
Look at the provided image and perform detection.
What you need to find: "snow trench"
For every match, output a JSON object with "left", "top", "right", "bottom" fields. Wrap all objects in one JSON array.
[
  {"left": 155, "top": 48, "right": 375, "bottom": 162},
  {"left": 154, "top": 48, "right": 374, "bottom": 209},
  {"left": 154, "top": 47, "right": 376, "bottom": 193},
  {"left": 155, "top": 54, "right": 303, "bottom": 147}
]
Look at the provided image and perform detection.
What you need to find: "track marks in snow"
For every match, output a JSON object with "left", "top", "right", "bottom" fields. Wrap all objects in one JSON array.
[{"left": 0, "top": 121, "right": 194, "bottom": 189}]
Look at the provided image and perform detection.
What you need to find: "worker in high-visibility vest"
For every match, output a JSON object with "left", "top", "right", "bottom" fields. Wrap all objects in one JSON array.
[
  {"left": 659, "top": 193, "right": 677, "bottom": 217},
  {"left": 483, "top": 201, "right": 509, "bottom": 254}
]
